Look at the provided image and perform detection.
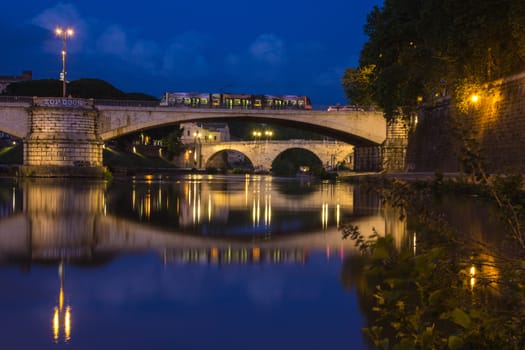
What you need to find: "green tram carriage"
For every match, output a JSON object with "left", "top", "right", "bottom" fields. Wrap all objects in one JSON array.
[{"left": 160, "top": 92, "right": 312, "bottom": 110}]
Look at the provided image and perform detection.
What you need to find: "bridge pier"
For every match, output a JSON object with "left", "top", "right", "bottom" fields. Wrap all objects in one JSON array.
[{"left": 19, "top": 98, "right": 106, "bottom": 177}]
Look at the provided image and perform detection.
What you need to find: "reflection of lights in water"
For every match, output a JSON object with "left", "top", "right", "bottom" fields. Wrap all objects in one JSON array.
[
  {"left": 197, "top": 196, "right": 201, "bottom": 224},
  {"left": 144, "top": 189, "right": 151, "bottom": 220},
  {"left": 321, "top": 203, "right": 329, "bottom": 229},
  {"left": 264, "top": 181, "right": 272, "bottom": 228},
  {"left": 264, "top": 194, "right": 272, "bottom": 227},
  {"left": 470, "top": 265, "right": 476, "bottom": 289},
  {"left": 253, "top": 247, "right": 260, "bottom": 262},
  {"left": 245, "top": 175, "right": 250, "bottom": 205},
  {"left": 12, "top": 186, "right": 16, "bottom": 212},
  {"left": 336, "top": 204, "right": 340, "bottom": 228},
  {"left": 132, "top": 185, "right": 136, "bottom": 210},
  {"left": 208, "top": 194, "right": 212, "bottom": 222},
  {"left": 413, "top": 232, "right": 417, "bottom": 256},
  {"left": 190, "top": 181, "right": 201, "bottom": 224},
  {"left": 252, "top": 197, "right": 260, "bottom": 227},
  {"left": 103, "top": 192, "right": 107, "bottom": 216},
  {"left": 52, "top": 262, "right": 72, "bottom": 343}
]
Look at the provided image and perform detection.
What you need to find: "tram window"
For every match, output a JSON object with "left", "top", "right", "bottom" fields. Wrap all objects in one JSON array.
[
  {"left": 234, "top": 99, "right": 241, "bottom": 105},
  {"left": 254, "top": 99, "right": 262, "bottom": 107},
  {"left": 184, "top": 98, "right": 191, "bottom": 105},
  {"left": 201, "top": 98, "right": 208, "bottom": 105}
]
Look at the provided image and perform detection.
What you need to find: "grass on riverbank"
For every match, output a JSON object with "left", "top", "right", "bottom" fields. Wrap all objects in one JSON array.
[
  {"left": 0, "top": 144, "right": 177, "bottom": 169},
  {"left": 0, "top": 144, "right": 22, "bottom": 164},
  {"left": 102, "top": 148, "right": 177, "bottom": 169}
]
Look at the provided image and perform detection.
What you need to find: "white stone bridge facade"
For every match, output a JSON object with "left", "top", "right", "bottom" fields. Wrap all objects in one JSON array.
[
  {"left": 0, "top": 97, "right": 387, "bottom": 176},
  {"left": 198, "top": 140, "right": 354, "bottom": 171}
]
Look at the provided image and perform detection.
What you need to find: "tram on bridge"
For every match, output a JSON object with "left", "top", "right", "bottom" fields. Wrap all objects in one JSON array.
[{"left": 160, "top": 91, "right": 312, "bottom": 110}]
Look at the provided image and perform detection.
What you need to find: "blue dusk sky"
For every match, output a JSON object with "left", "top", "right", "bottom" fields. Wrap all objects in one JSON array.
[{"left": 0, "top": 1, "right": 383, "bottom": 106}]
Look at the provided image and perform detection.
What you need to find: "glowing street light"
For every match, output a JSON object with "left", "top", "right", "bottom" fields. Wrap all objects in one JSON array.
[
  {"left": 55, "top": 27, "right": 74, "bottom": 97},
  {"left": 252, "top": 130, "right": 262, "bottom": 143},
  {"left": 264, "top": 130, "right": 273, "bottom": 142}
]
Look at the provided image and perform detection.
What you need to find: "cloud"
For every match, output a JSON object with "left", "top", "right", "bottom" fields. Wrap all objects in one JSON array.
[
  {"left": 31, "top": 3, "right": 82, "bottom": 31},
  {"left": 249, "top": 34, "right": 286, "bottom": 65},
  {"left": 31, "top": 3, "right": 87, "bottom": 54},
  {"left": 161, "top": 32, "right": 211, "bottom": 78},
  {"left": 97, "top": 25, "right": 128, "bottom": 56}
]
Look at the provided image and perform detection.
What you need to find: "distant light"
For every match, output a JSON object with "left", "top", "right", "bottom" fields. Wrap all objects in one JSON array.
[{"left": 470, "top": 94, "right": 479, "bottom": 103}]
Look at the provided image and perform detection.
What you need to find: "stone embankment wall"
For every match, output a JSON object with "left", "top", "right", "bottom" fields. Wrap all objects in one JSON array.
[{"left": 406, "top": 72, "right": 525, "bottom": 174}]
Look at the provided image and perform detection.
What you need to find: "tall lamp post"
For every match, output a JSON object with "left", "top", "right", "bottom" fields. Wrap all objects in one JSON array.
[{"left": 55, "top": 27, "right": 74, "bottom": 97}]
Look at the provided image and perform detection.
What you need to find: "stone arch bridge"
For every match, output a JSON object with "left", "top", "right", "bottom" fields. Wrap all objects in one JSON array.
[
  {"left": 197, "top": 140, "right": 354, "bottom": 171},
  {"left": 0, "top": 97, "right": 386, "bottom": 176}
]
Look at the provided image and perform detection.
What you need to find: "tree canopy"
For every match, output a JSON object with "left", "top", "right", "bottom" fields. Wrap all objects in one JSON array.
[{"left": 343, "top": 0, "right": 525, "bottom": 121}]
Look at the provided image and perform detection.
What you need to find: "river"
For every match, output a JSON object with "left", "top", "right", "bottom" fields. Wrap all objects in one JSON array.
[{"left": 0, "top": 175, "right": 506, "bottom": 349}]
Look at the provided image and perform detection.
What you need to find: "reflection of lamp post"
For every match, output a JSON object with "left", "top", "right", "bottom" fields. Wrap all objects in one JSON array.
[
  {"left": 53, "top": 261, "right": 72, "bottom": 343},
  {"left": 55, "top": 27, "right": 74, "bottom": 97}
]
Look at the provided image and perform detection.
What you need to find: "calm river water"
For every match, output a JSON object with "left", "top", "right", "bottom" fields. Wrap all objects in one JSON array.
[{"left": 0, "top": 175, "right": 501, "bottom": 349}]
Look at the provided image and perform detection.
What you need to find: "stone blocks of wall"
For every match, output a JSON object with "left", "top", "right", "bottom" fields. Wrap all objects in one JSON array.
[
  {"left": 406, "top": 100, "right": 461, "bottom": 172},
  {"left": 354, "top": 146, "right": 382, "bottom": 172},
  {"left": 24, "top": 105, "right": 103, "bottom": 168},
  {"left": 382, "top": 118, "right": 410, "bottom": 172},
  {"left": 407, "top": 72, "right": 525, "bottom": 174}
]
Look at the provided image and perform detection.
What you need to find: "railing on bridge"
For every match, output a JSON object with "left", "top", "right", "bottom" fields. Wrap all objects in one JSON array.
[
  {"left": 0, "top": 96, "right": 376, "bottom": 113},
  {"left": 93, "top": 99, "right": 160, "bottom": 107},
  {"left": 0, "top": 96, "right": 34, "bottom": 104}
]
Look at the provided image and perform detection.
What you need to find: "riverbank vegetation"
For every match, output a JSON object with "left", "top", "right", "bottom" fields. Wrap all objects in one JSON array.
[{"left": 341, "top": 171, "right": 525, "bottom": 349}]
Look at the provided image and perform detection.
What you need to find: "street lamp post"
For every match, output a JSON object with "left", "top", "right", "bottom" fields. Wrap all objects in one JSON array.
[{"left": 55, "top": 27, "right": 74, "bottom": 97}]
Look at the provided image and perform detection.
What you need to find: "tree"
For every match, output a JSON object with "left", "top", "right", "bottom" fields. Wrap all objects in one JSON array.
[
  {"left": 341, "top": 65, "right": 376, "bottom": 107},
  {"left": 345, "top": 0, "right": 525, "bottom": 121}
]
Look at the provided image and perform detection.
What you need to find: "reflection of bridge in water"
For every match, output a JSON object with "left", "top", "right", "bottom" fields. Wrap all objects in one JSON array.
[{"left": 0, "top": 178, "right": 408, "bottom": 266}]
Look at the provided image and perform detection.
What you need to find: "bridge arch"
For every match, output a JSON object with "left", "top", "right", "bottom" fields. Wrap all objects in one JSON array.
[
  {"left": 95, "top": 105, "right": 386, "bottom": 146},
  {"left": 199, "top": 141, "right": 354, "bottom": 171},
  {"left": 204, "top": 149, "right": 255, "bottom": 170},
  {"left": 272, "top": 147, "right": 323, "bottom": 174}
]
